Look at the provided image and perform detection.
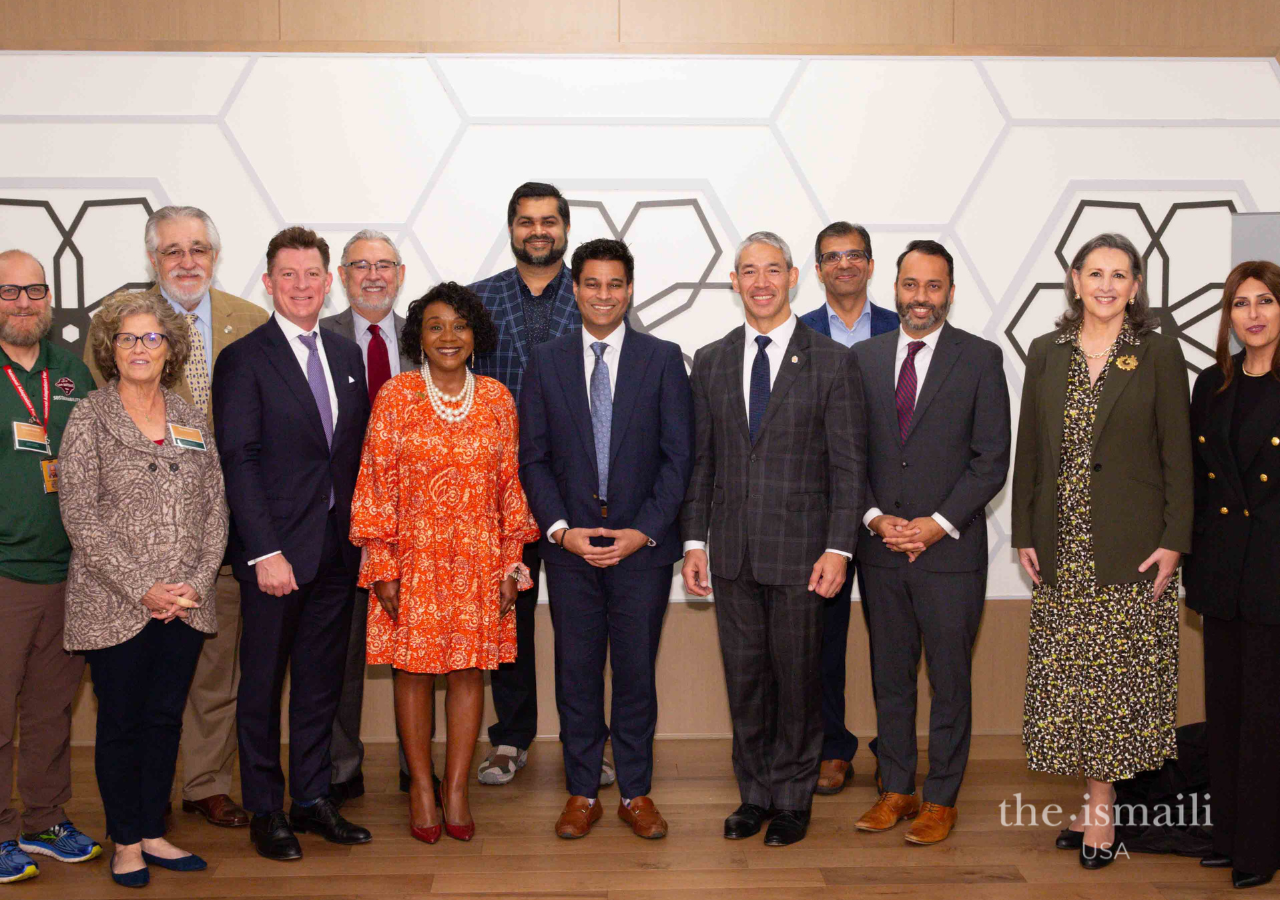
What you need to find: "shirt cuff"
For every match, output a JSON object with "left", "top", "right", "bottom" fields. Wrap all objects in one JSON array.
[
  {"left": 683, "top": 540, "right": 707, "bottom": 554},
  {"left": 548, "top": 519, "right": 569, "bottom": 543},
  {"left": 932, "top": 512, "right": 960, "bottom": 540},
  {"left": 248, "top": 550, "right": 282, "bottom": 566},
  {"left": 863, "top": 507, "right": 884, "bottom": 533},
  {"left": 825, "top": 548, "right": 852, "bottom": 560}
]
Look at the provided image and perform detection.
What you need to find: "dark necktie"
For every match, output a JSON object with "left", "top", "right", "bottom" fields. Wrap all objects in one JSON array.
[
  {"left": 895, "top": 340, "right": 926, "bottom": 443},
  {"left": 590, "top": 342, "right": 611, "bottom": 502},
  {"left": 748, "top": 334, "right": 772, "bottom": 443},
  {"left": 366, "top": 322, "right": 391, "bottom": 404}
]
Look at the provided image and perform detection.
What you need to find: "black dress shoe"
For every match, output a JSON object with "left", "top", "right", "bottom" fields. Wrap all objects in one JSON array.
[
  {"left": 1200, "top": 853, "right": 1233, "bottom": 868},
  {"left": 724, "top": 803, "right": 773, "bottom": 839},
  {"left": 329, "top": 774, "right": 365, "bottom": 808},
  {"left": 764, "top": 809, "right": 810, "bottom": 847},
  {"left": 289, "top": 797, "right": 372, "bottom": 845},
  {"left": 1233, "top": 869, "right": 1274, "bottom": 889},
  {"left": 250, "top": 811, "right": 303, "bottom": 861},
  {"left": 1079, "top": 842, "right": 1118, "bottom": 869},
  {"left": 1056, "top": 828, "right": 1084, "bottom": 850}
]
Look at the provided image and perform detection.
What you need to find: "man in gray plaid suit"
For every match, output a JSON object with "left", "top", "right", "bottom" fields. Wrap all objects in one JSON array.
[{"left": 681, "top": 231, "right": 866, "bottom": 847}]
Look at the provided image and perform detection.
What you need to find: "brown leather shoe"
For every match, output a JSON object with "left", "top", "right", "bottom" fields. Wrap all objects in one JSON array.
[
  {"left": 855, "top": 791, "right": 921, "bottom": 832},
  {"left": 904, "top": 801, "right": 957, "bottom": 845},
  {"left": 182, "top": 794, "right": 251, "bottom": 828},
  {"left": 815, "top": 759, "right": 851, "bottom": 795},
  {"left": 618, "top": 797, "right": 668, "bottom": 839},
  {"left": 555, "top": 796, "right": 603, "bottom": 839}
]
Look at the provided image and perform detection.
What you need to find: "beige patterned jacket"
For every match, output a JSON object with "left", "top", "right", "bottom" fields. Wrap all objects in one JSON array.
[{"left": 60, "top": 380, "right": 228, "bottom": 651}]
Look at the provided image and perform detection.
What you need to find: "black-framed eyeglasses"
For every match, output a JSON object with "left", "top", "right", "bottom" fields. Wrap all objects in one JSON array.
[
  {"left": 0, "top": 283, "right": 50, "bottom": 301},
  {"left": 342, "top": 261, "right": 399, "bottom": 274},
  {"left": 156, "top": 245, "right": 214, "bottom": 263},
  {"left": 113, "top": 332, "right": 169, "bottom": 350},
  {"left": 819, "top": 250, "right": 870, "bottom": 266}
]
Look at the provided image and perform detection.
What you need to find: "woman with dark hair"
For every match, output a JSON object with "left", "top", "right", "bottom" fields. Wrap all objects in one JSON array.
[
  {"left": 1012, "top": 233, "right": 1193, "bottom": 869},
  {"left": 1183, "top": 260, "right": 1280, "bottom": 890},
  {"left": 349, "top": 282, "right": 538, "bottom": 844}
]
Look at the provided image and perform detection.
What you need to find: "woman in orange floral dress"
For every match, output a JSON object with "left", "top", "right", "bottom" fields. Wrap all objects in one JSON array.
[{"left": 350, "top": 282, "right": 539, "bottom": 845}]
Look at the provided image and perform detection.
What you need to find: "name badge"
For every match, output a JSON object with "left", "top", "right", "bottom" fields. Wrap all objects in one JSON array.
[
  {"left": 169, "top": 423, "right": 207, "bottom": 451},
  {"left": 12, "top": 421, "right": 49, "bottom": 454},
  {"left": 41, "top": 458, "right": 59, "bottom": 494}
]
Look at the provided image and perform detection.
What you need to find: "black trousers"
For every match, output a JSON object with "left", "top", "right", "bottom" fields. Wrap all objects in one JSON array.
[
  {"left": 486, "top": 543, "right": 541, "bottom": 751},
  {"left": 1204, "top": 614, "right": 1280, "bottom": 878},
  {"left": 237, "top": 511, "right": 357, "bottom": 814},
  {"left": 712, "top": 557, "right": 823, "bottom": 812},
  {"left": 819, "top": 564, "right": 873, "bottom": 763},
  {"left": 85, "top": 620, "right": 205, "bottom": 844},
  {"left": 861, "top": 563, "right": 984, "bottom": 807},
  {"left": 545, "top": 562, "right": 670, "bottom": 799},
  {"left": 329, "top": 585, "right": 368, "bottom": 786}
]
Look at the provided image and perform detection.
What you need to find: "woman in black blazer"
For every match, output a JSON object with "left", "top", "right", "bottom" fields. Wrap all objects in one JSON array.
[{"left": 1184, "top": 259, "right": 1280, "bottom": 890}]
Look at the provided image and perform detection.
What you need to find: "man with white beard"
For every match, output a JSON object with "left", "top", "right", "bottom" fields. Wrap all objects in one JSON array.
[
  {"left": 86, "top": 205, "right": 268, "bottom": 830},
  {"left": 319, "top": 229, "right": 413, "bottom": 804}
]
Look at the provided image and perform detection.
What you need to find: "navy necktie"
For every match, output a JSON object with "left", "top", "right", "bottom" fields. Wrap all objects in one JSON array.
[
  {"left": 748, "top": 334, "right": 772, "bottom": 443},
  {"left": 590, "top": 341, "right": 611, "bottom": 502}
]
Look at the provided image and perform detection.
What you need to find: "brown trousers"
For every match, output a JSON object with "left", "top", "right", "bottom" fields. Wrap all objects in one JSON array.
[
  {"left": 0, "top": 576, "right": 85, "bottom": 840},
  {"left": 179, "top": 571, "right": 242, "bottom": 801}
]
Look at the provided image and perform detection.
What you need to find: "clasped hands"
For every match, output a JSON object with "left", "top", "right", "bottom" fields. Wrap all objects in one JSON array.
[
  {"left": 142, "top": 581, "right": 201, "bottom": 622},
  {"left": 868, "top": 515, "right": 946, "bottom": 562},
  {"left": 552, "top": 527, "right": 649, "bottom": 568}
]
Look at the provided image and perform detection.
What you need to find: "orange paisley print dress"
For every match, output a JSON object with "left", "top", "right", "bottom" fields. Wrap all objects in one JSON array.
[{"left": 351, "top": 371, "right": 540, "bottom": 674}]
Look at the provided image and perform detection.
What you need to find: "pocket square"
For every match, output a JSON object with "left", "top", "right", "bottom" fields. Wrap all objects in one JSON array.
[{"left": 348, "top": 375, "right": 356, "bottom": 384}]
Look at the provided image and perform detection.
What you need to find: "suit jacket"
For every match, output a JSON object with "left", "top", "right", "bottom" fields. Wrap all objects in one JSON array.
[
  {"left": 519, "top": 326, "right": 694, "bottom": 570},
  {"left": 319, "top": 306, "right": 415, "bottom": 378},
  {"left": 1011, "top": 328, "right": 1193, "bottom": 587},
  {"left": 851, "top": 323, "right": 1011, "bottom": 572},
  {"left": 85, "top": 284, "right": 269, "bottom": 429},
  {"left": 681, "top": 319, "right": 866, "bottom": 585},
  {"left": 212, "top": 316, "right": 370, "bottom": 584},
  {"left": 799, "top": 301, "right": 899, "bottom": 341},
  {"left": 1183, "top": 356, "right": 1280, "bottom": 624},
  {"left": 469, "top": 265, "right": 580, "bottom": 405}
]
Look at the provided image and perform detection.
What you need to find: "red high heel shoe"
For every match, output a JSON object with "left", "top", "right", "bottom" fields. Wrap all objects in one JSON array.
[
  {"left": 440, "top": 791, "right": 476, "bottom": 842},
  {"left": 409, "top": 775, "right": 444, "bottom": 844}
]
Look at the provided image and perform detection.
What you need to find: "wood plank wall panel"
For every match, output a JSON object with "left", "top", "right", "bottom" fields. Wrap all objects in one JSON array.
[{"left": 0, "top": 0, "right": 279, "bottom": 44}]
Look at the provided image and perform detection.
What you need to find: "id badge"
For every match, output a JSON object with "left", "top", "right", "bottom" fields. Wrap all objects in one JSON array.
[
  {"left": 40, "top": 457, "right": 59, "bottom": 494},
  {"left": 168, "top": 423, "right": 207, "bottom": 451},
  {"left": 13, "top": 421, "right": 49, "bottom": 454}
]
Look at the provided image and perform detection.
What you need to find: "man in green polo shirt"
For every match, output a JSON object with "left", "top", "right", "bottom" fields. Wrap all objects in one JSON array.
[{"left": 0, "top": 249, "right": 102, "bottom": 884}]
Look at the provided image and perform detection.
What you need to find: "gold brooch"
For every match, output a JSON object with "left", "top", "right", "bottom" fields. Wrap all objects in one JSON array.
[{"left": 1116, "top": 355, "right": 1138, "bottom": 371}]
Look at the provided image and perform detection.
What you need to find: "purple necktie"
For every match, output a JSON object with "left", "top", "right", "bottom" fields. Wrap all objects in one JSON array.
[
  {"left": 297, "top": 332, "right": 334, "bottom": 448},
  {"left": 895, "top": 340, "right": 926, "bottom": 443}
]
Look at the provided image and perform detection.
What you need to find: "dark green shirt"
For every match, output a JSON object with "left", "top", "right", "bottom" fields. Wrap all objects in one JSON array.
[{"left": 0, "top": 340, "right": 93, "bottom": 584}]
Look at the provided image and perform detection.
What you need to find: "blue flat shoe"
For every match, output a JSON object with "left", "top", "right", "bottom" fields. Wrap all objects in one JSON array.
[
  {"left": 141, "top": 851, "right": 207, "bottom": 871},
  {"left": 110, "top": 864, "right": 149, "bottom": 888}
]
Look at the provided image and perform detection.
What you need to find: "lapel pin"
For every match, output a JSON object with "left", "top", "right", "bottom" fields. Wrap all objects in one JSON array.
[
  {"left": 1116, "top": 355, "right": 1138, "bottom": 371},
  {"left": 791, "top": 355, "right": 798, "bottom": 363},
  {"left": 224, "top": 325, "right": 233, "bottom": 333}
]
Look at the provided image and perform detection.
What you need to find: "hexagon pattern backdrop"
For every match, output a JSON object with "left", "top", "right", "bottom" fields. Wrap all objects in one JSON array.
[{"left": 4, "top": 52, "right": 1280, "bottom": 601}]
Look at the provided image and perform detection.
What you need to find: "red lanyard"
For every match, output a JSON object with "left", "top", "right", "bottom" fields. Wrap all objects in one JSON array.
[{"left": 4, "top": 366, "right": 49, "bottom": 430}]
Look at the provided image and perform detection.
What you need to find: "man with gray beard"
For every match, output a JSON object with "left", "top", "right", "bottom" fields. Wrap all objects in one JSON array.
[
  {"left": 87, "top": 206, "right": 269, "bottom": 830},
  {"left": 319, "top": 229, "right": 413, "bottom": 803},
  {"left": 849, "top": 240, "right": 1010, "bottom": 846},
  {"left": 0, "top": 250, "right": 102, "bottom": 884}
]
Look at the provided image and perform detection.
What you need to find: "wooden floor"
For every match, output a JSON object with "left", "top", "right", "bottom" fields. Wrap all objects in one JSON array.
[{"left": 17, "top": 738, "right": 1263, "bottom": 899}]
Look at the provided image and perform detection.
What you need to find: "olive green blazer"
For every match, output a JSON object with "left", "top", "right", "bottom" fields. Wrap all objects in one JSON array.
[{"left": 1010, "top": 328, "right": 1193, "bottom": 587}]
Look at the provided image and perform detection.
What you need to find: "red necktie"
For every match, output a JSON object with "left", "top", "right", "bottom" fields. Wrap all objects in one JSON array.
[
  {"left": 895, "top": 340, "right": 926, "bottom": 443},
  {"left": 366, "top": 323, "right": 391, "bottom": 404}
]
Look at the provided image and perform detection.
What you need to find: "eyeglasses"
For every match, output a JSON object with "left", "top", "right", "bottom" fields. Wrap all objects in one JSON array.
[
  {"left": 342, "top": 261, "right": 399, "bottom": 274},
  {"left": 0, "top": 283, "right": 50, "bottom": 301},
  {"left": 819, "top": 249, "right": 870, "bottom": 266},
  {"left": 113, "top": 332, "right": 169, "bottom": 350},
  {"left": 156, "top": 245, "right": 214, "bottom": 263}
]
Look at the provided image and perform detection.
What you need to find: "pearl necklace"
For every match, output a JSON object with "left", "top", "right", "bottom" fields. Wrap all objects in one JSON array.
[{"left": 420, "top": 362, "right": 475, "bottom": 423}]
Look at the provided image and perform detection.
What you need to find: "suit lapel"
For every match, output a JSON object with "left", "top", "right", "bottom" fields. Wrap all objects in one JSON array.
[
  {"left": 721, "top": 327, "right": 751, "bottom": 445},
  {"left": 503, "top": 273, "right": 532, "bottom": 368},
  {"left": 210, "top": 290, "right": 238, "bottom": 359},
  {"left": 869, "top": 332, "right": 900, "bottom": 426},
  {"left": 553, "top": 335, "right": 599, "bottom": 484},
  {"left": 755, "top": 325, "right": 809, "bottom": 442},
  {"left": 1207, "top": 369, "right": 1247, "bottom": 507},
  {"left": 905, "top": 323, "right": 960, "bottom": 442},
  {"left": 1042, "top": 340, "right": 1071, "bottom": 482},
  {"left": 263, "top": 318, "right": 328, "bottom": 449},
  {"left": 608, "top": 330, "right": 653, "bottom": 468},
  {"left": 1091, "top": 339, "right": 1152, "bottom": 449}
]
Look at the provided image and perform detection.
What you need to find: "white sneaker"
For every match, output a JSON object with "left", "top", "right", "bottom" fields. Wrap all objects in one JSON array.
[{"left": 477, "top": 745, "right": 528, "bottom": 785}]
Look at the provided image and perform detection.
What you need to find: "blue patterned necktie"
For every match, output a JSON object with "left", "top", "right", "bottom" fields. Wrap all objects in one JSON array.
[
  {"left": 748, "top": 334, "right": 772, "bottom": 443},
  {"left": 590, "top": 341, "right": 612, "bottom": 503}
]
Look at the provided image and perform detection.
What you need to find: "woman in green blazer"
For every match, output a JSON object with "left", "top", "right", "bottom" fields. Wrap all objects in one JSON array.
[{"left": 1011, "top": 233, "right": 1193, "bottom": 869}]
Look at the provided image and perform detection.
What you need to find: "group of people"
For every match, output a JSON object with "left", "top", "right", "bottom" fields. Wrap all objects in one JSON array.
[{"left": 0, "top": 182, "right": 1275, "bottom": 892}]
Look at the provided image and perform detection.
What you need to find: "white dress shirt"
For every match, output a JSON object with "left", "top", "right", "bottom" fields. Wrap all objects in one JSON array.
[
  {"left": 684, "top": 314, "right": 850, "bottom": 560},
  {"left": 350, "top": 307, "right": 402, "bottom": 379},
  {"left": 548, "top": 322, "right": 627, "bottom": 541},
  {"left": 862, "top": 325, "right": 959, "bottom": 540}
]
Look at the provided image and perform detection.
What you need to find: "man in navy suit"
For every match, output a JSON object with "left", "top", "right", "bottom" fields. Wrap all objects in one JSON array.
[
  {"left": 797, "top": 222, "right": 897, "bottom": 796},
  {"left": 212, "top": 227, "right": 372, "bottom": 861},
  {"left": 469, "top": 182, "right": 591, "bottom": 787},
  {"left": 519, "top": 239, "right": 693, "bottom": 840}
]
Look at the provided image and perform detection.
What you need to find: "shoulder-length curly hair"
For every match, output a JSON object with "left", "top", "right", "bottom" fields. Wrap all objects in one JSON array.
[
  {"left": 400, "top": 282, "right": 498, "bottom": 366},
  {"left": 1056, "top": 232, "right": 1161, "bottom": 336},
  {"left": 89, "top": 289, "right": 191, "bottom": 388}
]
